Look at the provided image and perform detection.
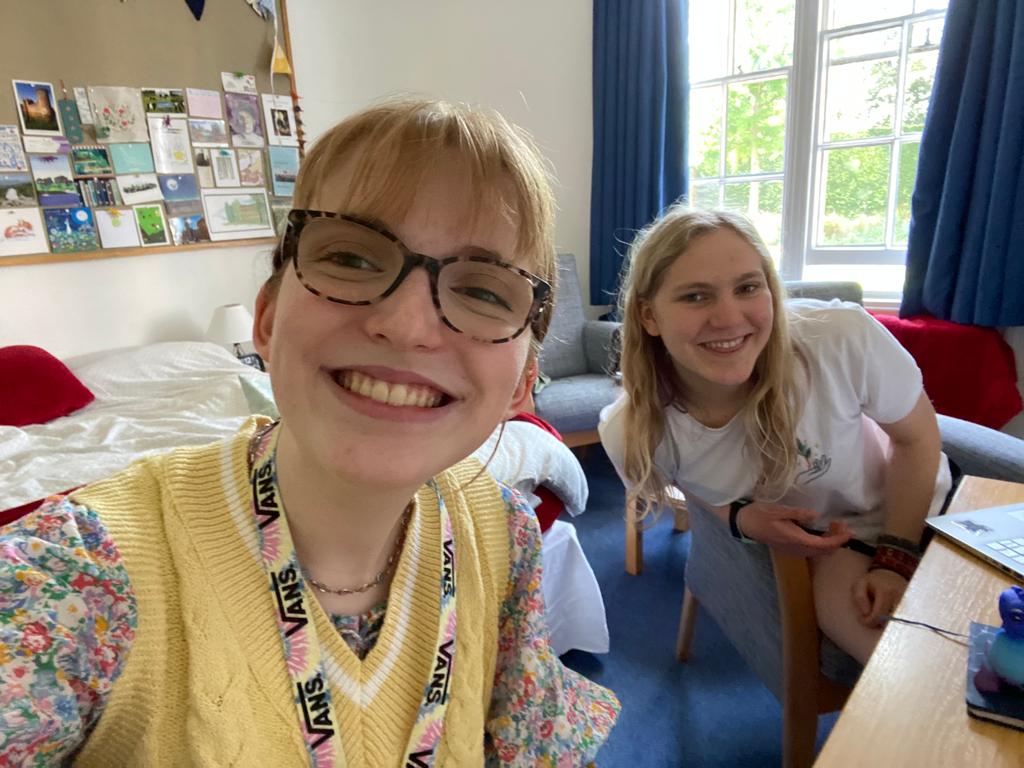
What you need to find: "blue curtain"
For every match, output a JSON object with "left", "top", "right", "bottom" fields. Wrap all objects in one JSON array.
[
  {"left": 902, "top": 0, "right": 1024, "bottom": 326},
  {"left": 590, "top": 0, "right": 688, "bottom": 305}
]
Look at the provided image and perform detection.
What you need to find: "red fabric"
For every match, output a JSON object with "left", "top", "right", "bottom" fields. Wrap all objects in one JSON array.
[
  {"left": 0, "top": 486, "right": 81, "bottom": 528},
  {"left": 510, "top": 411, "right": 565, "bottom": 532},
  {"left": 0, "top": 346, "right": 95, "bottom": 427},
  {"left": 869, "top": 312, "right": 1022, "bottom": 429}
]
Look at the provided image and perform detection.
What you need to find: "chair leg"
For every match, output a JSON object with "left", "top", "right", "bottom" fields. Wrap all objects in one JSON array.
[
  {"left": 781, "top": 690, "right": 819, "bottom": 768},
  {"left": 675, "top": 586, "right": 699, "bottom": 661},
  {"left": 625, "top": 492, "right": 643, "bottom": 575},
  {"left": 672, "top": 504, "right": 689, "bottom": 532}
]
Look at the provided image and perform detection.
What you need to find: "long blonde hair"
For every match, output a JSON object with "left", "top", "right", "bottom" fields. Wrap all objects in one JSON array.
[{"left": 618, "top": 206, "right": 803, "bottom": 514}]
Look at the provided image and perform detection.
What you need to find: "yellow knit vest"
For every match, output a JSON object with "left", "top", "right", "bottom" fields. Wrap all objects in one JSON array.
[{"left": 70, "top": 418, "right": 510, "bottom": 767}]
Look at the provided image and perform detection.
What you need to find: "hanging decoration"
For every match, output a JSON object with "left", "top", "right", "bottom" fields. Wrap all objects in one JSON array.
[
  {"left": 245, "top": 0, "right": 275, "bottom": 21},
  {"left": 271, "top": 40, "right": 292, "bottom": 76},
  {"left": 184, "top": 0, "right": 205, "bottom": 21}
]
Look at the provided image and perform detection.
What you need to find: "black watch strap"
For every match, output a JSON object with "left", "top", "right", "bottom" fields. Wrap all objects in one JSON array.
[{"left": 728, "top": 498, "right": 755, "bottom": 543}]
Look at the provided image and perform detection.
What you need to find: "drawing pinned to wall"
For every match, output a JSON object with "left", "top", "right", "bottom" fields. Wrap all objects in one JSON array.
[
  {"left": 158, "top": 173, "right": 200, "bottom": 201},
  {"left": 109, "top": 142, "right": 155, "bottom": 174},
  {"left": 0, "top": 207, "right": 47, "bottom": 257},
  {"left": 267, "top": 146, "right": 297, "bottom": 197},
  {"left": 148, "top": 116, "right": 193, "bottom": 174},
  {"left": 29, "top": 153, "right": 80, "bottom": 206},
  {"left": 94, "top": 207, "right": 141, "bottom": 248},
  {"left": 185, "top": 87, "right": 223, "bottom": 119},
  {"left": 193, "top": 148, "right": 215, "bottom": 187},
  {"left": 236, "top": 148, "right": 264, "bottom": 186},
  {"left": 71, "top": 146, "right": 114, "bottom": 177},
  {"left": 221, "top": 72, "right": 257, "bottom": 95},
  {"left": 202, "top": 186, "right": 274, "bottom": 240},
  {"left": 224, "top": 92, "right": 263, "bottom": 147},
  {"left": 169, "top": 212, "right": 210, "bottom": 245},
  {"left": 164, "top": 199, "right": 203, "bottom": 218},
  {"left": 22, "top": 135, "right": 70, "bottom": 155},
  {"left": 262, "top": 94, "right": 298, "bottom": 147},
  {"left": 56, "top": 83, "right": 85, "bottom": 144},
  {"left": 88, "top": 86, "right": 148, "bottom": 143},
  {"left": 12, "top": 80, "right": 62, "bottom": 136},
  {"left": 0, "top": 126, "right": 28, "bottom": 172},
  {"left": 134, "top": 203, "right": 170, "bottom": 246},
  {"left": 0, "top": 173, "right": 36, "bottom": 208},
  {"left": 43, "top": 206, "right": 98, "bottom": 253},
  {"left": 72, "top": 87, "right": 94, "bottom": 124},
  {"left": 116, "top": 172, "right": 162, "bottom": 205},
  {"left": 141, "top": 88, "right": 187, "bottom": 116},
  {"left": 211, "top": 147, "right": 240, "bottom": 187},
  {"left": 188, "top": 118, "right": 229, "bottom": 147}
]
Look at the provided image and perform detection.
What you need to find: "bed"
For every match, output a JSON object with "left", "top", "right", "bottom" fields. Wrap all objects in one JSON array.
[{"left": 0, "top": 341, "right": 609, "bottom": 656}]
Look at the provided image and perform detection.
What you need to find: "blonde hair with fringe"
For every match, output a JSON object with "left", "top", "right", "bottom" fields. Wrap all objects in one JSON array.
[
  {"left": 266, "top": 98, "right": 558, "bottom": 350},
  {"left": 618, "top": 205, "right": 804, "bottom": 517}
]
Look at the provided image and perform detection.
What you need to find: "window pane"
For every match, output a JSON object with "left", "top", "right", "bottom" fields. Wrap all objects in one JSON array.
[
  {"left": 893, "top": 141, "right": 919, "bottom": 245},
  {"left": 819, "top": 144, "right": 891, "bottom": 245},
  {"left": 724, "top": 180, "right": 783, "bottom": 262},
  {"left": 689, "top": 86, "right": 723, "bottom": 179},
  {"left": 910, "top": 17, "right": 944, "bottom": 50},
  {"left": 725, "top": 77, "right": 787, "bottom": 174},
  {"left": 902, "top": 49, "right": 938, "bottom": 133},
  {"left": 828, "top": 27, "right": 901, "bottom": 62},
  {"left": 824, "top": 56, "right": 897, "bottom": 141},
  {"left": 688, "top": 0, "right": 730, "bottom": 82},
  {"left": 734, "top": 0, "right": 795, "bottom": 74},
  {"left": 914, "top": 0, "right": 948, "bottom": 13},
  {"left": 804, "top": 263, "right": 906, "bottom": 294},
  {"left": 828, "top": 0, "right": 912, "bottom": 30},
  {"left": 691, "top": 181, "right": 721, "bottom": 208}
]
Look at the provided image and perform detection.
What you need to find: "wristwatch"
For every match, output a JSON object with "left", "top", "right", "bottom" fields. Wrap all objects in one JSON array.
[{"left": 728, "top": 498, "right": 755, "bottom": 543}]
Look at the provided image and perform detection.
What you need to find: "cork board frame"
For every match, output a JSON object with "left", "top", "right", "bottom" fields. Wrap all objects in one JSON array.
[{"left": 0, "top": 0, "right": 296, "bottom": 267}]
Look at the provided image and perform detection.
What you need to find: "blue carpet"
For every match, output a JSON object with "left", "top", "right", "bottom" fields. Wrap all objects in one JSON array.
[{"left": 560, "top": 446, "right": 837, "bottom": 767}]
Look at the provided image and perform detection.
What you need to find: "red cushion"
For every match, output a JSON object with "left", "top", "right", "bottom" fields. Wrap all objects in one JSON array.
[{"left": 0, "top": 346, "right": 95, "bottom": 427}]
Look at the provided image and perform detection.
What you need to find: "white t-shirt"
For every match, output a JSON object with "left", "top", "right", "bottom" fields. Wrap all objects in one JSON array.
[{"left": 599, "top": 300, "right": 952, "bottom": 541}]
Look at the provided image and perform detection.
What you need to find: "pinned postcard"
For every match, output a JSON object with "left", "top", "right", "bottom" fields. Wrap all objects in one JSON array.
[
  {"left": 158, "top": 173, "right": 200, "bottom": 202},
  {"left": 188, "top": 118, "right": 229, "bottom": 147},
  {"left": 211, "top": 148, "right": 240, "bottom": 187},
  {"left": 237, "top": 148, "right": 264, "bottom": 187},
  {"left": 73, "top": 87, "right": 94, "bottom": 124},
  {"left": 29, "top": 154, "right": 80, "bottom": 207},
  {"left": 0, "top": 173, "right": 36, "bottom": 208},
  {"left": 88, "top": 86, "right": 149, "bottom": 143},
  {"left": 44, "top": 206, "right": 99, "bottom": 253},
  {"left": 116, "top": 173, "right": 163, "bottom": 205},
  {"left": 0, "top": 207, "right": 48, "bottom": 257},
  {"left": 169, "top": 212, "right": 211, "bottom": 246},
  {"left": 148, "top": 117, "right": 194, "bottom": 175},
  {"left": 186, "top": 88, "right": 224, "bottom": 119},
  {"left": 193, "top": 148, "right": 215, "bottom": 188},
  {"left": 202, "top": 186, "right": 275, "bottom": 240},
  {"left": 22, "top": 135, "right": 70, "bottom": 155},
  {"left": 225, "top": 93, "right": 264, "bottom": 148},
  {"left": 134, "top": 203, "right": 170, "bottom": 246},
  {"left": 71, "top": 146, "right": 114, "bottom": 177},
  {"left": 268, "top": 146, "right": 298, "bottom": 197},
  {"left": 95, "top": 207, "right": 140, "bottom": 249},
  {"left": 141, "top": 88, "right": 187, "bottom": 116},
  {"left": 0, "top": 126, "right": 28, "bottom": 172},
  {"left": 12, "top": 80, "right": 63, "bottom": 136},
  {"left": 110, "top": 143, "right": 155, "bottom": 174},
  {"left": 221, "top": 72, "right": 257, "bottom": 95},
  {"left": 262, "top": 94, "right": 298, "bottom": 147}
]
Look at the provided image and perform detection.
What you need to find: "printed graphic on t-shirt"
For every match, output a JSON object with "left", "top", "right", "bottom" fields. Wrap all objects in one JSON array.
[{"left": 795, "top": 438, "right": 831, "bottom": 484}]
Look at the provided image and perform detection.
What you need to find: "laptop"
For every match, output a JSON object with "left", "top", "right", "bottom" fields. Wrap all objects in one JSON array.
[{"left": 927, "top": 504, "right": 1024, "bottom": 581}]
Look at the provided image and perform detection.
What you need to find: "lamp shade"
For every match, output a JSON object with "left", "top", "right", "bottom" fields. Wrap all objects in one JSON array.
[{"left": 206, "top": 303, "right": 254, "bottom": 347}]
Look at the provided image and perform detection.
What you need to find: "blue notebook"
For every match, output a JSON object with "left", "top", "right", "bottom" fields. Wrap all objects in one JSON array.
[{"left": 966, "top": 622, "right": 1024, "bottom": 732}]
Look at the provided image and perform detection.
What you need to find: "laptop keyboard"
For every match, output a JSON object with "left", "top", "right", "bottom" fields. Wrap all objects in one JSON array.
[{"left": 988, "top": 538, "right": 1024, "bottom": 564}]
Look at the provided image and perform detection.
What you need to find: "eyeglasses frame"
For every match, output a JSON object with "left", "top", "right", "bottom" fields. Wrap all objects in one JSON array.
[{"left": 283, "top": 209, "right": 551, "bottom": 344}]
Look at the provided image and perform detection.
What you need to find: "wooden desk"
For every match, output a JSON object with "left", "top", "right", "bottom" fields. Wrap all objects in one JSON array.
[{"left": 816, "top": 476, "right": 1024, "bottom": 767}]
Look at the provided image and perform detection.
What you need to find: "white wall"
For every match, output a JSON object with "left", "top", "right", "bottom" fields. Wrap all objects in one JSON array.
[{"left": 287, "top": 0, "right": 594, "bottom": 300}]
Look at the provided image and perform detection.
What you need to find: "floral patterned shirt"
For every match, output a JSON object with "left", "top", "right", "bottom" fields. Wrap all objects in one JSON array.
[{"left": 0, "top": 485, "right": 618, "bottom": 766}]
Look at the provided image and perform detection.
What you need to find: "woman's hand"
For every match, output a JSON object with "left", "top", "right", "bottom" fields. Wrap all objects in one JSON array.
[
  {"left": 736, "top": 502, "right": 853, "bottom": 557},
  {"left": 852, "top": 568, "right": 908, "bottom": 627}
]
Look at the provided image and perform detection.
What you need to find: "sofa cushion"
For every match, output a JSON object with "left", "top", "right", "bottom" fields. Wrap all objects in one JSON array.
[{"left": 534, "top": 374, "right": 621, "bottom": 435}]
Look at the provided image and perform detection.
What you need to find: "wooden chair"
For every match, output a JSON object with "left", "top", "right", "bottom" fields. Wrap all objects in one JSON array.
[{"left": 624, "top": 487, "right": 689, "bottom": 575}]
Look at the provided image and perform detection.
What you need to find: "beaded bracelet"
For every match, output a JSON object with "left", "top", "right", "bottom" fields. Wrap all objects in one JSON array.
[{"left": 868, "top": 533, "right": 922, "bottom": 581}]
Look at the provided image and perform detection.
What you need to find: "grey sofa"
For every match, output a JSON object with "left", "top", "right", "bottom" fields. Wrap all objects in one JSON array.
[
  {"left": 679, "top": 280, "right": 1024, "bottom": 765},
  {"left": 534, "top": 253, "right": 621, "bottom": 446}
]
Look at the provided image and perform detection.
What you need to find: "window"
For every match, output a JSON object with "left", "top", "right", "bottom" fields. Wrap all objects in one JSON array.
[{"left": 687, "top": 0, "right": 948, "bottom": 298}]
